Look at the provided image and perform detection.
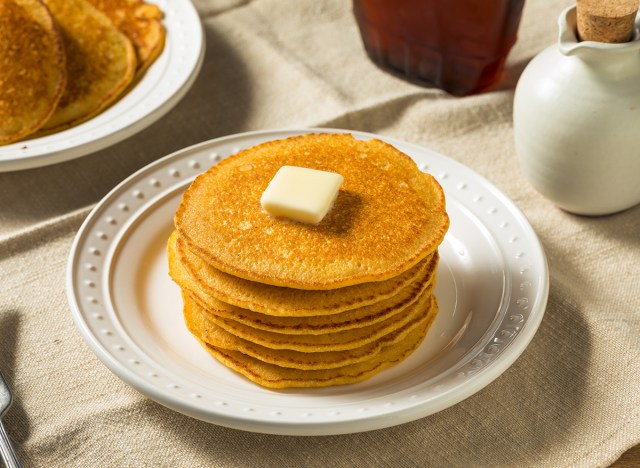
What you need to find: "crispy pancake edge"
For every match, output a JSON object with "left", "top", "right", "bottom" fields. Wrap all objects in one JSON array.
[
  {"left": 196, "top": 300, "right": 438, "bottom": 389},
  {"left": 184, "top": 293, "right": 436, "bottom": 370},
  {"left": 174, "top": 230, "right": 436, "bottom": 317}
]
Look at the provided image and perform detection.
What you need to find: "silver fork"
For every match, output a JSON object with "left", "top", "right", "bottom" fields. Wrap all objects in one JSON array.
[{"left": 0, "top": 371, "right": 20, "bottom": 468}]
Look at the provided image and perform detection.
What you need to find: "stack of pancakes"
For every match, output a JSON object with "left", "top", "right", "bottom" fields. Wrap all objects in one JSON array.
[
  {"left": 169, "top": 134, "right": 449, "bottom": 388},
  {"left": 0, "top": 0, "right": 165, "bottom": 145}
]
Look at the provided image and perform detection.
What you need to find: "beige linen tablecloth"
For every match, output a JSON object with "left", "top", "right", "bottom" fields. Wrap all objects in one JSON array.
[{"left": 1, "top": 0, "right": 639, "bottom": 466}]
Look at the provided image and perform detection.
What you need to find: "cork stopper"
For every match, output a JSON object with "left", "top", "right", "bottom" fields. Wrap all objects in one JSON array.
[{"left": 576, "top": 0, "right": 639, "bottom": 43}]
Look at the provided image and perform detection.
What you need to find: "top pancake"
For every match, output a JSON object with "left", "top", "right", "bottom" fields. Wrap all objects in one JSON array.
[
  {"left": 41, "top": 0, "right": 136, "bottom": 131},
  {"left": 0, "top": 0, "right": 66, "bottom": 144},
  {"left": 175, "top": 133, "right": 449, "bottom": 290},
  {"left": 86, "top": 0, "right": 165, "bottom": 75}
]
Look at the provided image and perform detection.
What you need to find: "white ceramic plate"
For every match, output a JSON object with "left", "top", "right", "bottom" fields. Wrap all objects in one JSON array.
[
  {"left": 67, "top": 128, "right": 548, "bottom": 435},
  {"left": 0, "top": 0, "right": 204, "bottom": 172}
]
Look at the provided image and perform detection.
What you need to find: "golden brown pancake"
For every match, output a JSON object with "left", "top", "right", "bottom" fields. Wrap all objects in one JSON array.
[
  {"left": 184, "top": 293, "right": 437, "bottom": 370},
  {"left": 0, "top": 0, "right": 66, "bottom": 144},
  {"left": 197, "top": 305, "right": 437, "bottom": 389},
  {"left": 169, "top": 230, "right": 440, "bottom": 334},
  {"left": 172, "top": 231, "right": 435, "bottom": 317},
  {"left": 175, "top": 134, "right": 449, "bottom": 289},
  {"left": 199, "top": 288, "right": 431, "bottom": 353},
  {"left": 86, "top": 0, "right": 165, "bottom": 76},
  {"left": 41, "top": 0, "right": 136, "bottom": 131},
  {"left": 183, "top": 271, "right": 436, "bottom": 336}
]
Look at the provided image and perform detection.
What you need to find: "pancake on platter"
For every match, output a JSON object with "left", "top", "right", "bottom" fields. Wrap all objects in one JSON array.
[
  {"left": 171, "top": 133, "right": 450, "bottom": 388},
  {"left": 172, "top": 231, "right": 434, "bottom": 317},
  {"left": 197, "top": 307, "right": 437, "bottom": 389},
  {"left": 0, "top": 0, "right": 66, "bottom": 144},
  {"left": 184, "top": 293, "right": 437, "bottom": 371},
  {"left": 86, "top": 0, "right": 165, "bottom": 76},
  {"left": 41, "top": 0, "right": 136, "bottom": 131},
  {"left": 175, "top": 133, "right": 449, "bottom": 290}
]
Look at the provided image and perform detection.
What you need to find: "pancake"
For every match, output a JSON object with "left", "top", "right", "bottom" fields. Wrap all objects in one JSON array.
[
  {"left": 198, "top": 307, "right": 436, "bottom": 388},
  {"left": 199, "top": 287, "right": 431, "bottom": 352},
  {"left": 170, "top": 230, "right": 440, "bottom": 333},
  {"left": 86, "top": 0, "right": 165, "bottom": 76},
  {"left": 182, "top": 267, "right": 436, "bottom": 335},
  {"left": 41, "top": 0, "right": 136, "bottom": 131},
  {"left": 184, "top": 293, "right": 437, "bottom": 370},
  {"left": 0, "top": 0, "right": 66, "bottom": 144},
  {"left": 173, "top": 231, "right": 435, "bottom": 317},
  {"left": 175, "top": 133, "right": 449, "bottom": 290}
]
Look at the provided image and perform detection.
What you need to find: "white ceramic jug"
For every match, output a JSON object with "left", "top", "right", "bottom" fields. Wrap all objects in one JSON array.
[{"left": 514, "top": 6, "right": 640, "bottom": 215}]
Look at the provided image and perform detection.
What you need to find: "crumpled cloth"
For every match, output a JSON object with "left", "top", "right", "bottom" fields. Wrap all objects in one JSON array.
[{"left": 1, "top": 0, "right": 638, "bottom": 466}]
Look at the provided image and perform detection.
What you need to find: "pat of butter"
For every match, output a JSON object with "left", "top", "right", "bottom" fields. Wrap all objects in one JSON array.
[{"left": 260, "top": 166, "right": 344, "bottom": 224}]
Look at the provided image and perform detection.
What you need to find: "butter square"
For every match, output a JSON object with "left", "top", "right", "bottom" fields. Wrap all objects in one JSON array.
[{"left": 260, "top": 166, "right": 344, "bottom": 224}]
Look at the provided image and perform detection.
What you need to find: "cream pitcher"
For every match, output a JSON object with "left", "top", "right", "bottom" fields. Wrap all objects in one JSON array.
[{"left": 513, "top": 2, "right": 640, "bottom": 215}]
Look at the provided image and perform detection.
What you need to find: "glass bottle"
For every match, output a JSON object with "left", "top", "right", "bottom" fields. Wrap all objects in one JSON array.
[{"left": 353, "top": 0, "right": 525, "bottom": 96}]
